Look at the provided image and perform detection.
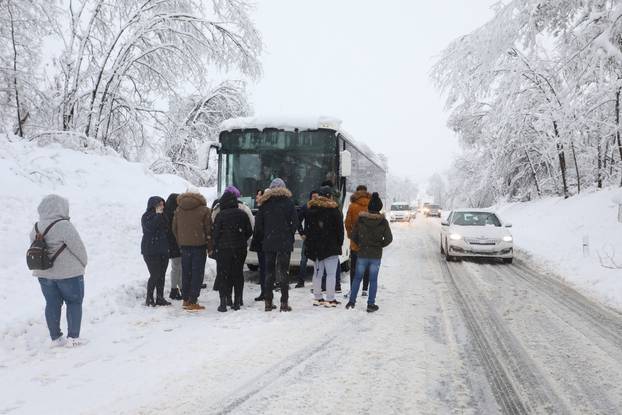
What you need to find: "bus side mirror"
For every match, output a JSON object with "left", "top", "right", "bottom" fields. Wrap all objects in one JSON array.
[
  {"left": 340, "top": 150, "right": 352, "bottom": 177},
  {"left": 204, "top": 143, "right": 221, "bottom": 170}
]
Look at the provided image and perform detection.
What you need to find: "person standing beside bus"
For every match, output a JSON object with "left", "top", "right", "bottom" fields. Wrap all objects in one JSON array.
[
  {"left": 304, "top": 186, "right": 344, "bottom": 307},
  {"left": 346, "top": 192, "right": 393, "bottom": 313},
  {"left": 295, "top": 190, "right": 319, "bottom": 288},
  {"left": 251, "top": 189, "right": 268, "bottom": 302},
  {"left": 212, "top": 191, "right": 253, "bottom": 312},
  {"left": 254, "top": 178, "right": 299, "bottom": 312},
  {"left": 320, "top": 180, "right": 343, "bottom": 293},
  {"left": 172, "top": 189, "right": 213, "bottom": 311},
  {"left": 344, "top": 185, "right": 371, "bottom": 297}
]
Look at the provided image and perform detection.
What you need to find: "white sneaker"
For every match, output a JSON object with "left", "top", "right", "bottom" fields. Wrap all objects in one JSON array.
[
  {"left": 65, "top": 337, "right": 88, "bottom": 348},
  {"left": 362, "top": 290, "right": 368, "bottom": 297},
  {"left": 50, "top": 335, "right": 66, "bottom": 348}
]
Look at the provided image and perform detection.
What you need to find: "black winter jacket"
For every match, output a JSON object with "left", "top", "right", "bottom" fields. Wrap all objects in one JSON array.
[
  {"left": 253, "top": 188, "right": 299, "bottom": 253},
  {"left": 164, "top": 193, "right": 180, "bottom": 258},
  {"left": 213, "top": 192, "right": 253, "bottom": 252},
  {"left": 304, "top": 197, "right": 344, "bottom": 261},
  {"left": 141, "top": 196, "right": 169, "bottom": 256},
  {"left": 351, "top": 212, "right": 393, "bottom": 259}
]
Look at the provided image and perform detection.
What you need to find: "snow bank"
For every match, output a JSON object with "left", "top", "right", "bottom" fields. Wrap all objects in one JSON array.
[
  {"left": 0, "top": 134, "right": 216, "bottom": 350},
  {"left": 497, "top": 188, "right": 622, "bottom": 311}
]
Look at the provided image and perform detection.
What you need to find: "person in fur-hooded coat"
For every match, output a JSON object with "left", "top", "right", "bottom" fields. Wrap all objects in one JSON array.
[
  {"left": 304, "top": 187, "right": 344, "bottom": 306},
  {"left": 253, "top": 178, "right": 299, "bottom": 312}
]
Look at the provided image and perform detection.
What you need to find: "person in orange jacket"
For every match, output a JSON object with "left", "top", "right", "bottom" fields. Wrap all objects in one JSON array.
[{"left": 344, "top": 185, "right": 371, "bottom": 297}]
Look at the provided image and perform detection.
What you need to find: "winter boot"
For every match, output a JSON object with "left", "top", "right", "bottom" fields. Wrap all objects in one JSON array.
[
  {"left": 313, "top": 298, "right": 326, "bottom": 307},
  {"left": 187, "top": 303, "right": 205, "bottom": 311},
  {"left": 169, "top": 288, "right": 182, "bottom": 300},
  {"left": 155, "top": 297, "right": 172, "bottom": 306},
  {"left": 264, "top": 299, "right": 276, "bottom": 312},
  {"left": 232, "top": 297, "right": 241, "bottom": 311},
  {"left": 280, "top": 301, "right": 292, "bottom": 312},
  {"left": 146, "top": 295, "right": 156, "bottom": 307},
  {"left": 218, "top": 295, "right": 228, "bottom": 312},
  {"left": 362, "top": 290, "right": 368, "bottom": 297},
  {"left": 182, "top": 300, "right": 191, "bottom": 308},
  {"left": 324, "top": 300, "right": 341, "bottom": 308},
  {"left": 345, "top": 302, "right": 355, "bottom": 310},
  {"left": 367, "top": 304, "right": 379, "bottom": 313},
  {"left": 254, "top": 293, "right": 265, "bottom": 301}
]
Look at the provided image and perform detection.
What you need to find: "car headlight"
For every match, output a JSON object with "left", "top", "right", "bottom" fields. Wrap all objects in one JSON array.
[
  {"left": 502, "top": 235, "right": 513, "bottom": 242},
  {"left": 449, "top": 233, "right": 462, "bottom": 241}
]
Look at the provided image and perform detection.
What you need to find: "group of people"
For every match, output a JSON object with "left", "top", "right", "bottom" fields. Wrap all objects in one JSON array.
[{"left": 29, "top": 178, "right": 393, "bottom": 347}]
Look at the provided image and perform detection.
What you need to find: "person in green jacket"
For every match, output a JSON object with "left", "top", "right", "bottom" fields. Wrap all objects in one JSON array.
[{"left": 346, "top": 192, "right": 393, "bottom": 312}]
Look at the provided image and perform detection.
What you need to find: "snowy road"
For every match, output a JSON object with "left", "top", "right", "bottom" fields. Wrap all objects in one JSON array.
[{"left": 3, "top": 218, "right": 622, "bottom": 414}]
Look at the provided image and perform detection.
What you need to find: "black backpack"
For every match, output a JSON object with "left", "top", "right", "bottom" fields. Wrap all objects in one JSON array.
[{"left": 26, "top": 219, "right": 67, "bottom": 270}]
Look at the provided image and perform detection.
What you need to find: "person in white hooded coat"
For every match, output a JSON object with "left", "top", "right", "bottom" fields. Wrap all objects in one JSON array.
[{"left": 30, "top": 194, "right": 88, "bottom": 347}]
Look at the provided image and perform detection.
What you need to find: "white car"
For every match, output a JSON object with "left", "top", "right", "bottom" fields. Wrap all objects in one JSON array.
[
  {"left": 440, "top": 209, "right": 513, "bottom": 263},
  {"left": 389, "top": 202, "right": 413, "bottom": 222}
]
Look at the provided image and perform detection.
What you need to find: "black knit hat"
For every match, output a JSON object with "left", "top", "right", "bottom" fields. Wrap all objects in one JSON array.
[
  {"left": 318, "top": 186, "right": 332, "bottom": 198},
  {"left": 368, "top": 192, "right": 383, "bottom": 213}
]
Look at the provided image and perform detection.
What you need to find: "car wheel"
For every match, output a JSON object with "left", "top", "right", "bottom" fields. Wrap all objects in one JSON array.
[
  {"left": 503, "top": 258, "right": 513, "bottom": 264},
  {"left": 444, "top": 239, "right": 454, "bottom": 261},
  {"left": 247, "top": 264, "right": 259, "bottom": 271}
]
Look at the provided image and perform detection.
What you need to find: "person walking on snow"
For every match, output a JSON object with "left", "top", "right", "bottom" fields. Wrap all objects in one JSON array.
[
  {"left": 346, "top": 192, "right": 392, "bottom": 313},
  {"left": 164, "top": 193, "right": 182, "bottom": 300},
  {"left": 253, "top": 178, "right": 299, "bottom": 312},
  {"left": 212, "top": 191, "right": 253, "bottom": 312},
  {"left": 30, "top": 194, "right": 88, "bottom": 347},
  {"left": 304, "top": 186, "right": 344, "bottom": 307},
  {"left": 141, "top": 196, "right": 171, "bottom": 307},
  {"left": 172, "top": 190, "right": 213, "bottom": 311},
  {"left": 295, "top": 189, "right": 319, "bottom": 288},
  {"left": 344, "top": 185, "right": 371, "bottom": 297}
]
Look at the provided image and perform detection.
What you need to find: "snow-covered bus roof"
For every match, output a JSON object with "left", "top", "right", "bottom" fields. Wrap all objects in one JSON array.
[{"left": 219, "top": 115, "right": 386, "bottom": 170}]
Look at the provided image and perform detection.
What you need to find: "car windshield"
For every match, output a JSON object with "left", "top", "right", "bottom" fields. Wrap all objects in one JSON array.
[
  {"left": 430, "top": 205, "right": 441, "bottom": 210},
  {"left": 451, "top": 212, "right": 501, "bottom": 227},
  {"left": 391, "top": 204, "right": 410, "bottom": 211}
]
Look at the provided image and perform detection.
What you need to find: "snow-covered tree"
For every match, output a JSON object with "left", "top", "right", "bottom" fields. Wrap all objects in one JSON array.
[{"left": 433, "top": 0, "right": 622, "bottom": 205}]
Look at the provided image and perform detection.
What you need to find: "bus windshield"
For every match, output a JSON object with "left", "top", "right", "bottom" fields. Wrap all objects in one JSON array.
[{"left": 219, "top": 129, "right": 338, "bottom": 208}]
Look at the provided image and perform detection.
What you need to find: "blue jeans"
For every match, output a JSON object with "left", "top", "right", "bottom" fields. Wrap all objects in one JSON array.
[
  {"left": 349, "top": 258, "right": 380, "bottom": 305},
  {"left": 180, "top": 246, "right": 207, "bottom": 303},
  {"left": 38, "top": 275, "right": 84, "bottom": 340}
]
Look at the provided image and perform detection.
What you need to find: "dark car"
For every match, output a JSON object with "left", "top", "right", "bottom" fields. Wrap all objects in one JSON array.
[{"left": 426, "top": 204, "right": 442, "bottom": 217}]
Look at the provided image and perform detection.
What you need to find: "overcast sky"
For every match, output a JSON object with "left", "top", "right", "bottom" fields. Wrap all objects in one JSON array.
[{"left": 248, "top": 0, "right": 496, "bottom": 185}]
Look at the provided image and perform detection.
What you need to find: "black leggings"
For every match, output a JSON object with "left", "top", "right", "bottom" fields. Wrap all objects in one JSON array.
[{"left": 144, "top": 255, "right": 169, "bottom": 299}]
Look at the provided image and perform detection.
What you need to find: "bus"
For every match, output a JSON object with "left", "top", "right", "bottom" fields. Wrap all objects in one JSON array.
[{"left": 210, "top": 116, "right": 386, "bottom": 269}]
